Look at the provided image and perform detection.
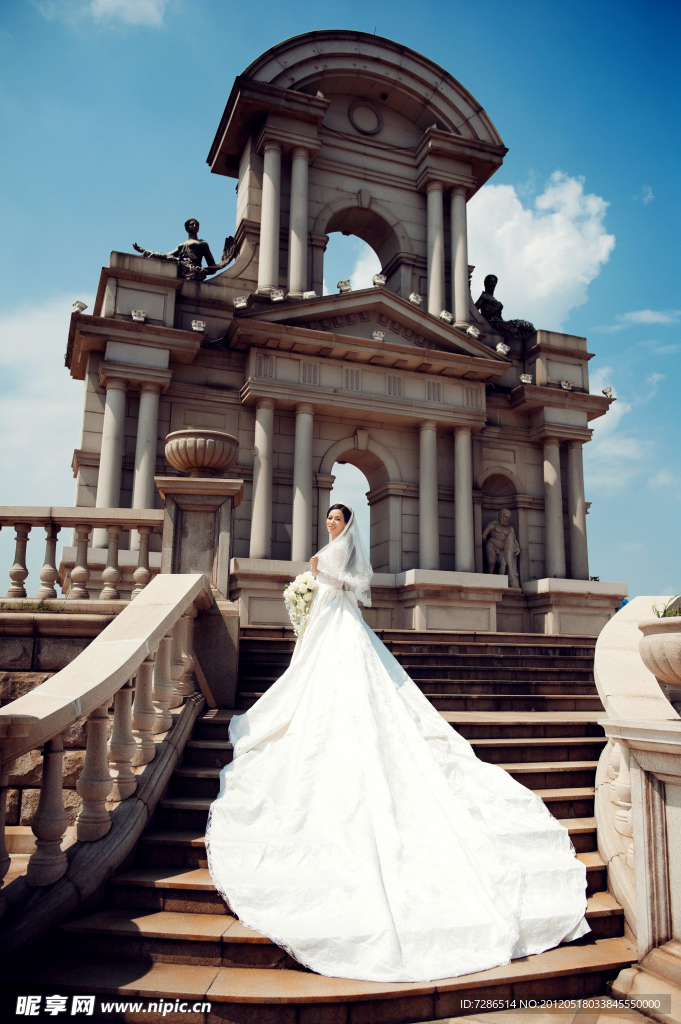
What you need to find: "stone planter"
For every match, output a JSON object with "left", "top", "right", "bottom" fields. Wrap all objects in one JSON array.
[
  {"left": 639, "top": 616, "right": 681, "bottom": 710},
  {"left": 164, "top": 429, "right": 239, "bottom": 478}
]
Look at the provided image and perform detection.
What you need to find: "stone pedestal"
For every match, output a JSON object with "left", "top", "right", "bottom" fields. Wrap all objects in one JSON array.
[
  {"left": 523, "top": 578, "right": 628, "bottom": 635},
  {"left": 156, "top": 476, "right": 244, "bottom": 707}
]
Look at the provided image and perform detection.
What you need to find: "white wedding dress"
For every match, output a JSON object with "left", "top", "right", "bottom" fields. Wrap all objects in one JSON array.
[{"left": 206, "top": 513, "right": 589, "bottom": 984}]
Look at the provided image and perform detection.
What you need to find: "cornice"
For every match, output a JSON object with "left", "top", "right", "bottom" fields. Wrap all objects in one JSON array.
[
  {"left": 508, "top": 383, "right": 612, "bottom": 421},
  {"left": 67, "top": 313, "right": 202, "bottom": 380}
]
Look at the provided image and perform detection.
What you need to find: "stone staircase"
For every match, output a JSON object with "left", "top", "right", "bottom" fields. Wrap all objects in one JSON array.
[{"left": 6, "top": 627, "right": 635, "bottom": 1022}]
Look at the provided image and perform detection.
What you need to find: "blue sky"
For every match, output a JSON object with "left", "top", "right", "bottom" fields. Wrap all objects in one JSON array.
[{"left": 0, "top": 0, "right": 679, "bottom": 597}]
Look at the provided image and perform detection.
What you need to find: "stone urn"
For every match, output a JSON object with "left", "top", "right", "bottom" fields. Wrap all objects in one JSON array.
[
  {"left": 639, "top": 616, "right": 681, "bottom": 709},
  {"left": 164, "top": 428, "right": 239, "bottom": 478}
]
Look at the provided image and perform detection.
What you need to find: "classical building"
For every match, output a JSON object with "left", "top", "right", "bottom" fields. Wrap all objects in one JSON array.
[{"left": 65, "top": 29, "right": 625, "bottom": 632}]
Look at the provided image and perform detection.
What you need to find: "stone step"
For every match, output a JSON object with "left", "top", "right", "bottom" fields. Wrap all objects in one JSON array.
[
  {"left": 184, "top": 739, "right": 234, "bottom": 768},
  {"left": 536, "top": 786, "right": 595, "bottom": 819},
  {"left": 445, "top": 711, "right": 605, "bottom": 740},
  {"left": 239, "top": 675, "right": 598, "bottom": 695},
  {"left": 192, "top": 709, "right": 238, "bottom": 742},
  {"left": 557, "top": 816, "right": 597, "bottom": 853},
  {"left": 501, "top": 760, "right": 599, "bottom": 791},
  {"left": 58, "top": 887, "right": 624, "bottom": 971},
  {"left": 235, "top": 692, "right": 604, "bottom": 713},
  {"left": 240, "top": 625, "right": 597, "bottom": 646},
  {"left": 5, "top": 935, "right": 635, "bottom": 1022},
  {"left": 239, "top": 651, "right": 595, "bottom": 670},
  {"left": 470, "top": 735, "right": 606, "bottom": 762}
]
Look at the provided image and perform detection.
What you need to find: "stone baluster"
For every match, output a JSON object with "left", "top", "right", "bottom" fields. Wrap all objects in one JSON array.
[
  {"left": 76, "top": 704, "right": 112, "bottom": 841},
  {"left": 613, "top": 745, "right": 633, "bottom": 839},
  {"left": 249, "top": 399, "right": 275, "bottom": 558},
  {"left": 100, "top": 525, "right": 121, "bottom": 601},
  {"left": 257, "top": 140, "right": 282, "bottom": 293},
  {"left": 0, "top": 771, "right": 11, "bottom": 920},
  {"left": 26, "top": 735, "right": 69, "bottom": 886},
  {"left": 178, "top": 614, "right": 196, "bottom": 696},
  {"left": 131, "top": 525, "right": 152, "bottom": 598},
  {"left": 37, "top": 524, "right": 61, "bottom": 600},
  {"left": 69, "top": 523, "right": 92, "bottom": 600},
  {"left": 152, "top": 636, "right": 174, "bottom": 735},
  {"left": 426, "top": 180, "right": 445, "bottom": 317},
  {"left": 169, "top": 623, "right": 185, "bottom": 709},
  {"left": 108, "top": 680, "right": 137, "bottom": 801},
  {"left": 7, "top": 523, "right": 31, "bottom": 598},
  {"left": 131, "top": 653, "right": 157, "bottom": 766},
  {"left": 291, "top": 403, "right": 314, "bottom": 561},
  {"left": 609, "top": 740, "right": 621, "bottom": 802}
]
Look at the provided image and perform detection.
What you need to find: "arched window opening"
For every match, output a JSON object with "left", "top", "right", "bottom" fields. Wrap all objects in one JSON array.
[
  {"left": 322, "top": 234, "right": 381, "bottom": 296},
  {"left": 329, "top": 461, "right": 370, "bottom": 556}
]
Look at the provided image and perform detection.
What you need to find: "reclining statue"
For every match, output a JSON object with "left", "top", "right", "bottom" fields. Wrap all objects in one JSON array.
[{"left": 475, "top": 275, "right": 535, "bottom": 344}]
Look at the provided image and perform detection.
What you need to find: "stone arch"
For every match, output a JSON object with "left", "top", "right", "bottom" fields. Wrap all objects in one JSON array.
[
  {"left": 320, "top": 436, "right": 401, "bottom": 486},
  {"left": 477, "top": 466, "right": 524, "bottom": 495}
]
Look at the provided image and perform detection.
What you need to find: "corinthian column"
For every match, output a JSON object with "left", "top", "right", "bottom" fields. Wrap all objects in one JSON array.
[
  {"left": 257, "top": 140, "right": 282, "bottom": 293},
  {"left": 426, "top": 181, "right": 445, "bottom": 317},
  {"left": 419, "top": 421, "right": 439, "bottom": 570},
  {"left": 567, "top": 441, "right": 589, "bottom": 580},
  {"left": 450, "top": 186, "right": 469, "bottom": 326},
  {"left": 288, "top": 147, "right": 309, "bottom": 297},
  {"left": 543, "top": 438, "right": 566, "bottom": 578},
  {"left": 291, "top": 403, "right": 314, "bottom": 561},
  {"left": 249, "top": 399, "right": 275, "bottom": 559},
  {"left": 454, "top": 426, "right": 475, "bottom": 572},
  {"left": 94, "top": 376, "right": 127, "bottom": 547}
]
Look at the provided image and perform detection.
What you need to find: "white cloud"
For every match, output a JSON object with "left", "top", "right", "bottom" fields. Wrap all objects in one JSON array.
[
  {"left": 90, "top": 0, "right": 168, "bottom": 23},
  {"left": 350, "top": 245, "right": 381, "bottom": 291},
  {"left": 595, "top": 309, "right": 681, "bottom": 333},
  {"left": 467, "top": 171, "right": 615, "bottom": 331},
  {"left": 0, "top": 296, "right": 86, "bottom": 506},
  {"left": 633, "top": 185, "right": 655, "bottom": 204},
  {"left": 650, "top": 470, "right": 676, "bottom": 489}
]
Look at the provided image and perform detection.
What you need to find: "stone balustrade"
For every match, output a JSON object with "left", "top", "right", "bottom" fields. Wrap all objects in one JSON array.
[
  {"left": 0, "top": 507, "right": 164, "bottom": 601},
  {"left": 0, "top": 572, "right": 212, "bottom": 915}
]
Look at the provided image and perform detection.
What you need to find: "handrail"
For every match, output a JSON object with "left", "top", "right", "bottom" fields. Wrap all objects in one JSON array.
[{"left": 0, "top": 572, "right": 212, "bottom": 905}]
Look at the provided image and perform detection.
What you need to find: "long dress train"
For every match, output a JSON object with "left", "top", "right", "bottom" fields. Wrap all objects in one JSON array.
[{"left": 205, "top": 567, "right": 589, "bottom": 983}]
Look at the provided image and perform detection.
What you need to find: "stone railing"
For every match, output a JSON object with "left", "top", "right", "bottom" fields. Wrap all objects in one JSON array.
[
  {"left": 594, "top": 596, "right": 681, "bottom": 1021},
  {"left": 0, "top": 571, "right": 212, "bottom": 950},
  {"left": 0, "top": 507, "right": 164, "bottom": 601}
]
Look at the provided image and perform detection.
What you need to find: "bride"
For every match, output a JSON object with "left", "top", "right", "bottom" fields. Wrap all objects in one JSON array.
[{"left": 206, "top": 503, "right": 589, "bottom": 983}]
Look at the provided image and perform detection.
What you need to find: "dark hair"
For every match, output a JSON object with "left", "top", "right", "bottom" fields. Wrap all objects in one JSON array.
[
  {"left": 184, "top": 217, "right": 199, "bottom": 231},
  {"left": 484, "top": 274, "right": 498, "bottom": 291},
  {"left": 327, "top": 503, "right": 352, "bottom": 524}
]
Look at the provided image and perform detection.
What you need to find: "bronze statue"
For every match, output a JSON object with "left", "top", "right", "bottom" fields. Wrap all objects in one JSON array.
[
  {"left": 482, "top": 509, "right": 521, "bottom": 589},
  {"left": 133, "top": 218, "right": 236, "bottom": 281},
  {"left": 475, "top": 275, "right": 535, "bottom": 344}
]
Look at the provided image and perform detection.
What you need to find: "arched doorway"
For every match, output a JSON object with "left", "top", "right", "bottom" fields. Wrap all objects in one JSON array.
[{"left": 322, "top": 234, "right": 381, "bottom": 295}]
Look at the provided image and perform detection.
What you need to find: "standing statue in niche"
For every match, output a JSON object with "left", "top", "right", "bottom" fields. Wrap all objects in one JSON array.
[
  {"left": 133, "top": 218, "right": 236, "bottom": 281},
  {"left": 482, "top": 508, "right": 521, "bottom": 589},
  {"left": 475, "top": 275, "right": 536, "bottom": 344}
]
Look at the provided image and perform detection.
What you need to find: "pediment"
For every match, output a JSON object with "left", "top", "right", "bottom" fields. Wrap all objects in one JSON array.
[{"left": 236, "top": 288, "right": 505, "bottom": 362}]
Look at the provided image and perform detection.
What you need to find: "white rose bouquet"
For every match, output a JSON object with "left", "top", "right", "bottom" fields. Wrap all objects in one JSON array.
[{"left": 283, "top": 570, "right": 319, "bottom": 639}]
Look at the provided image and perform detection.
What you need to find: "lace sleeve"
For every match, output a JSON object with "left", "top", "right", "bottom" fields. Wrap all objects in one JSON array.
[{"left": 317, "top": 570, "right": 343, "bottom": 589}]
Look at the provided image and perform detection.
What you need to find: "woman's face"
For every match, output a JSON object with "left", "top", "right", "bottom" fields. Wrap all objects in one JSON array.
[{"left": 327, "top": 509, "right": 346, "bottom": 540}]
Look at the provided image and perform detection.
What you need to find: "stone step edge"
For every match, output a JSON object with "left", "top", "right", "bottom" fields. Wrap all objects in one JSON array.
[
  {"left": 111, "top": 852, "right": 605, "bottom": 891},
  {"left": 171, "top": 761, "right": 600, "bottom": 781},
  {"left": 19, "top": 936, "right": 634, "bottom": 1004},
  {"left": 141, "top": 817, "right": 597, "bottom": 849},
  {"left": 61, "top": 893, "right": 624, "bottom": 944}
]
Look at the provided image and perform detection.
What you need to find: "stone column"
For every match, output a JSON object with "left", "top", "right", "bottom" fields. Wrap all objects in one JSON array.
[
  {"left": 454, "top": 426, "right": 475, "bottom": 572},
  {"left": 249, "top": 399, "right": 275, "bottom": 559},
  {"left": 94, "top": 376, "right": 127, "bottom": 547},
  {"left": 426, "top": 181, "right": 445, "bottom": 317},
  {"left": 543, "top": 437, "right": 566, "bottom": 578},
  {"left": 567, "top": 441, "right": 589, "bottom": 580},
  {"left": 419, "top": 421, "right": 440, "bottom": 570},
  {"left": 257, "top": 140, "right": 282, "bottom": 293},
  {"left": 315, "top": 473, "right": 335, "bottom": 552},
  {"left": 450, "top": 186, "right": 469, "bottom": 326},
  {"left": 130, "top": 383, "right": 161, "bottom": 550},
  {"left": 310, "top": 232, "right": 329, "bottom": 298},
  {"left": 291, "top": 403, "right": 314, "bottom": 561},
  {"left": 288, "top": 147, "right": 309, "bottom": 297}
]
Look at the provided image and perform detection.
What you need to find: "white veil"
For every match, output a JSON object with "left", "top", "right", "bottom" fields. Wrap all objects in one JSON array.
[{"left": 316, "top": 506, "right": 373, "bottom": 607}]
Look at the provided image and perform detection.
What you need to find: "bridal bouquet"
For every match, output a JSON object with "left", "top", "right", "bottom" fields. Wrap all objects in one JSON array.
[{"left": 283, "top": 571, "right": 319, "bottom": 639}]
